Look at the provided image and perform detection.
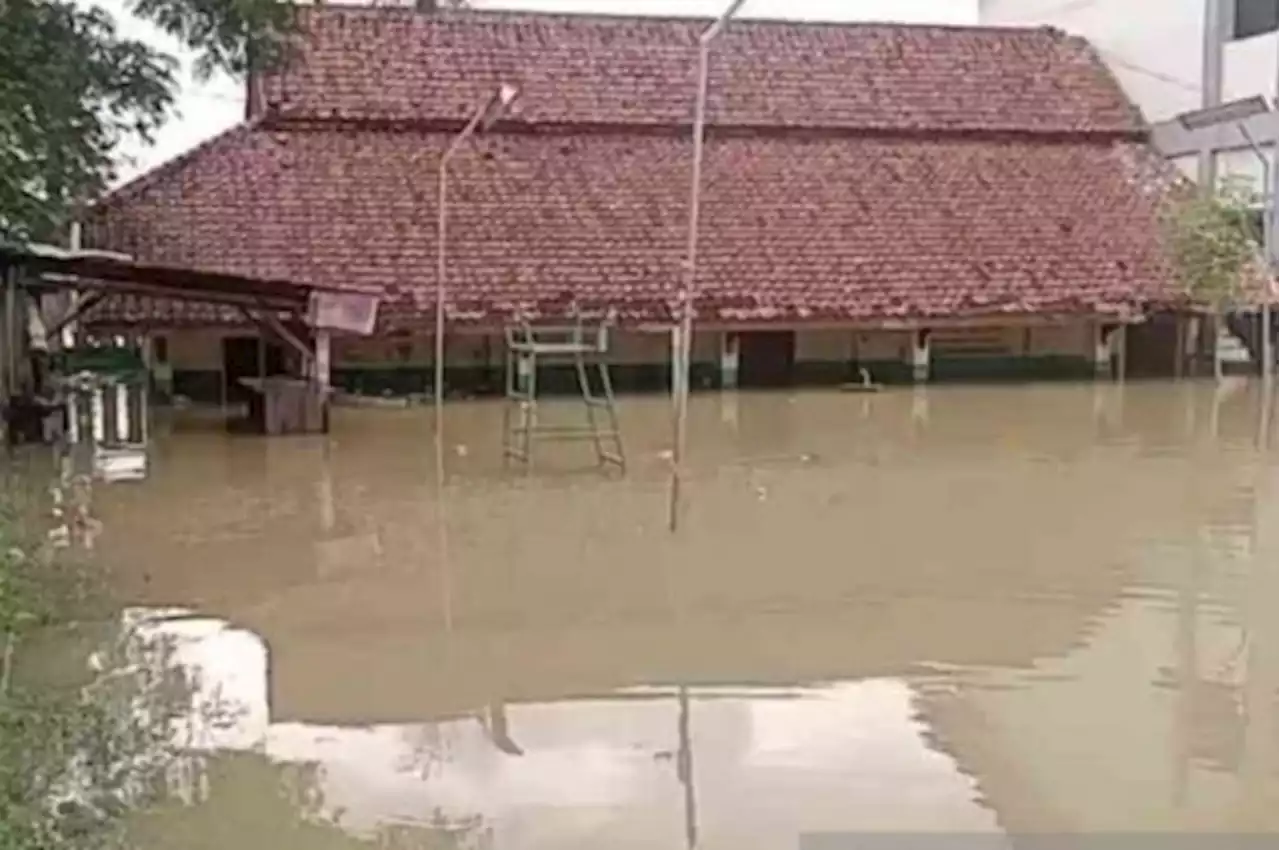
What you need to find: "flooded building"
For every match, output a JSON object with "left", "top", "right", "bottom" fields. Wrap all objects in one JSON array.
[{"left": 86, "top": 6, "right": 1193, "bottom": 399}]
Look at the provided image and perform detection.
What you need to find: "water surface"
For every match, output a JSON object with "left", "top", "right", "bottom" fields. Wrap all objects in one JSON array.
[{"left": 84, "top": 381, "right": 1277, "bottom": 848}]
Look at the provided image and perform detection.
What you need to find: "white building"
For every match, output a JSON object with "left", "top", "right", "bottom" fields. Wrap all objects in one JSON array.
[{"left": 980, "top": 0, "right": 1277, "bottom": 199}]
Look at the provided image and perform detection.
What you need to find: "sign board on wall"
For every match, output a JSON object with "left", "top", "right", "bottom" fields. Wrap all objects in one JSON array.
[{"left": 308, "top": 291, "right": 379, "bottom": 336}]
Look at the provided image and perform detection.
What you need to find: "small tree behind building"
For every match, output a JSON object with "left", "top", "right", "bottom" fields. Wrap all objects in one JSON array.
[
  {"left": 1165, "top": 176, "right": 1261, "bottom": 306},
  {"left": 1162, "top": 176, "right": 1270, "bottom": 377}
]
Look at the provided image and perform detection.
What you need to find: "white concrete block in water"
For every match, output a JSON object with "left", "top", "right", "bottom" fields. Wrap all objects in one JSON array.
[{"left": 93, "top": 447, "right": 148, "bottom": 483}]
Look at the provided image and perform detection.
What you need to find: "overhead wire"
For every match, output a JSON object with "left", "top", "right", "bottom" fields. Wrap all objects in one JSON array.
[
  {"left": 1092, "top": 48, "right": 1203, "bottom": 94},
  {"left": 985, "top": 0, "right": 1204, "bottom": 96}
]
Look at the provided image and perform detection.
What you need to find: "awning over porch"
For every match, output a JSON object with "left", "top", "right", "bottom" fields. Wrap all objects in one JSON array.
[{"left": 0, "top": 241, "right": 381, "bottom": 334}]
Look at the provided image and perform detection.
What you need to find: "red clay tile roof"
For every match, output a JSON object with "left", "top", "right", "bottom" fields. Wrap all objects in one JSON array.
[
  {"left": 89, "top": 125, "right": 1175, "bottom": 328},
  {"left": 87, "top": 8, "right": 1174, "bottom": 328},
  {"left": 261, "top": 8, "right": 1141, "bottom": 135}
]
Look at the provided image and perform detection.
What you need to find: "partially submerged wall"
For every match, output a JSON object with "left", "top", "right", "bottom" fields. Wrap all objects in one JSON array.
[{"left": 154, "top": 321, "right": 1106, "bottom": 403}]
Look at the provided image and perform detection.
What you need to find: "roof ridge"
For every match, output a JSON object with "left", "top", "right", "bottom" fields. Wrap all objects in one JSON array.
[
  {"left": 298, "top": 4, "right": 1050, "bottom": 36},
  {"left": 262, "top": 115, "right": 1144, "bottom": 144},
  {"left": 270, "top": 6, "right": 1136, "bottom": 137}
]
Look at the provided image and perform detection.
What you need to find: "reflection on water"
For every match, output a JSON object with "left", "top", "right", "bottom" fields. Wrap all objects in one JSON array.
[{"left": 77, "top": 382, "right": 1276, "bottom": 847}]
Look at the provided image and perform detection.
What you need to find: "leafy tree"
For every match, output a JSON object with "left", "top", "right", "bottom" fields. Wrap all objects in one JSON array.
[
  {"left": 1163, "top": 175, "right": 1269, "bottom": 376},
  {"left": 1164, "top": 176, "right": 1262, "bottom": 309},
  {"left": 126, "top": 0, "right": 294, "bottom": 80},
  {"left": 0, "top": 0, "right": 292, "bottom": 241}
]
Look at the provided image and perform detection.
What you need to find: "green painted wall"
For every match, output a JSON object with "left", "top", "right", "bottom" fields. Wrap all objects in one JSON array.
[{"left": 175, "top": 355, "right": 1097, "bottom": 405}]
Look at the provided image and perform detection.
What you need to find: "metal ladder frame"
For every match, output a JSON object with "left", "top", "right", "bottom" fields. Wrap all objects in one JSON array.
[{"left": 501, "top": 310, "right": 625, "bottom": 472}]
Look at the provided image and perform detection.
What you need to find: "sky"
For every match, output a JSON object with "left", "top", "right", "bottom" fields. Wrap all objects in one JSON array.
[{"left": 93, "top": 0, "right": 978, "bottom": 183}]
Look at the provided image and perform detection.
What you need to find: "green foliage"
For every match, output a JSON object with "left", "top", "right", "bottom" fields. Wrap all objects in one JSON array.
[
  {"left": 125, "top": 0, "right": 296, "bottom": 81},
  {"left": 0, "top": 0, "right": 292, "bottom": 241},
  {"left": 1164, "top": 176, "right": 1263, "bottom": 310},
  {"left": 0, "top": 467, "right": 180, "bottom": 850},
  {"left": 0, "top": 0, "right": 176, "bottom": 240}
]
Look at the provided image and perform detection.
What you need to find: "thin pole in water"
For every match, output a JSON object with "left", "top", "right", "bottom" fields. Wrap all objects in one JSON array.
[
  {"left": 433, "top": 85, "right": 517, "bottom": 631},
  {"left": 668, "top": 0, "right": 748, "bottom": 534}
]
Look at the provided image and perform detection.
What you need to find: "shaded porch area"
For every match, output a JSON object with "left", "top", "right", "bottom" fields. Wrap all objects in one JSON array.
[{"left": 0, "top": 241, "right": 380, "bottom": 439}]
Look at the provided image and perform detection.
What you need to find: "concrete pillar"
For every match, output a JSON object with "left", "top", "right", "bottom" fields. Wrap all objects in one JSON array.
[
  {"left": 1173, "top": 316, "right": 1185, "bottom": 379},
  {"left": 1093, "top": 322, "right": 1115, "bottom": 378},
  {"left": 1174, "top": 314, "right": 1202, "bottom": 379},
  {"left": 1197, "top": 0, "right": 1224, "bottom": 188},
  {"left": 720, "top": 331, "right": 739, "bottom": 390},
  {"left": 1116, "top": 324, "right": 1128, "bottom": 381},
  {"left": 313, "top": 330, "right": 332, "bottom": 390},
  {"left": 911, "top": 329, "right": 930, "bottom": 383}
]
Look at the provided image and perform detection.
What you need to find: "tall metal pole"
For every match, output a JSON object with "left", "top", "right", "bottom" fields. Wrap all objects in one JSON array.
[
  {"left": 435, "top": 159, "right": 452, "bottom": 459},
  {"left": 668, "top": 0, "right": 748, "bottom": 534},
  {"left": 434, "top": 86, "right": 517, "bottom": 462},
  {"left": 433, "top": 85, "right": 515, "bottom": 638}
]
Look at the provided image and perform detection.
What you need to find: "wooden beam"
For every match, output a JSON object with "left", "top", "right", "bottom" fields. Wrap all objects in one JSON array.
[
  {"left": 239, "top": 305, "right": 313, "bottom": 368},
  {"left": 46, "top": 292, "right": 106, "bottom": 340}
]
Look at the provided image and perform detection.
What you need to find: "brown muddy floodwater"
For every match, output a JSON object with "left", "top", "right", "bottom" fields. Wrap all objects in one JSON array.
[{"left": 81, "top": 381, "right": 1276, "bottom": 849}]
